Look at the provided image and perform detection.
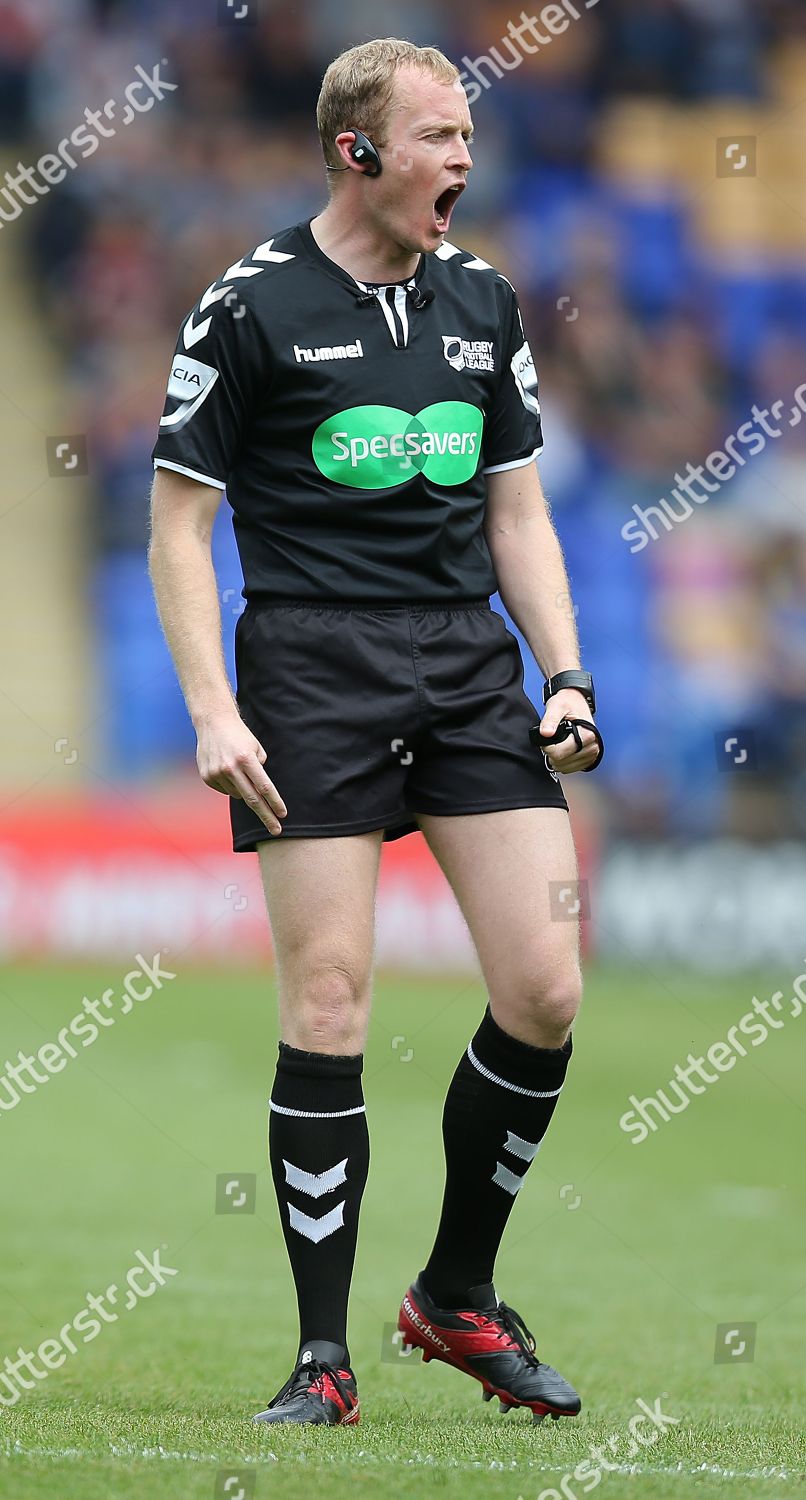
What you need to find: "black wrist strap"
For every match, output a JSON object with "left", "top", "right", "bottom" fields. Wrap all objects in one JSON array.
[{"left": 543, "top": 670, "right": 595, "bottom": 715}]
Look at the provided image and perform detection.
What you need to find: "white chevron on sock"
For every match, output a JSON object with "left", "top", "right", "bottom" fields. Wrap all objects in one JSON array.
[
  {"left": 492, "top": 1161, "right": 526, "bottom": 1196},
  {"left": 283, "top": 1156, "right": 348, "bottom": 1198},
  {"left": 287, "top": 1200, "right": 346, "bottom": 1243},
  {"left": 504, "top": 1130, "right": 541, "bottom": 1162}
]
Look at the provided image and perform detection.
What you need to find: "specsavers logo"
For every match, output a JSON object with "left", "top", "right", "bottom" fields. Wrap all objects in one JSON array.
[{"left": 312, "top": 402, "right": 484, "bottom": 490}]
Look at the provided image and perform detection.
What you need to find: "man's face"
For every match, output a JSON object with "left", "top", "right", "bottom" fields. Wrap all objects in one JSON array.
[{"left": 367, "top": 69, "right": 474, "bottom": 253}]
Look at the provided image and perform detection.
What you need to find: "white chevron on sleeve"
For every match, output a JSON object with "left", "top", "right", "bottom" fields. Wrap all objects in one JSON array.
[
  {"left": 253, "top": 237, "right": 295, "bottom": 263},
  {"left": 492, "top": 1161, "right": 526, "bottom": 1196},
  {"left": 288, "top": 1200, "right": 345, "bottom": 1243},
  {"left": 199, "top": 282, "right": 234, "bottom": 313},
  {"left": 182, "top": 241, "right": 294, "bottom": 348},
  {"left": 283, "top": 1157, "right": 348, "bottom": 1198},
  {"left": 182, "top": 310, "right": 213, "bottom": 349},
  {"left": 182, "top": 283, "right": 233, "bottom": 347},
  {"left": 223, "top": 256, "right": 269, "bottom": 280},
  {"left": 434, "top": 242, "right": 493, "bottom": 271}
]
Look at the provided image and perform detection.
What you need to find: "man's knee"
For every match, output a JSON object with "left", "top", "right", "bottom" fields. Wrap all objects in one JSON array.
[
  {"left": 493, "top": 961, "right": 583, "bottom": 1046},
  {"left": 287, "top": 961, "right": 369, "bottom": 1051}
]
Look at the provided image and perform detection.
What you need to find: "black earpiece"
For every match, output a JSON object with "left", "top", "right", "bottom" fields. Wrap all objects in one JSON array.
[
  {"left": 326, "top": 128, "right": 383, "bottom": 178},
  {"left": 348, "top": 129, "right": 382, "bottom": 176}
]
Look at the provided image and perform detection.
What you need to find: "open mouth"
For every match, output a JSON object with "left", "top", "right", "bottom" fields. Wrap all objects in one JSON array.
[{"left": 433, "top": 183, "right": 465, "bottom": 234}]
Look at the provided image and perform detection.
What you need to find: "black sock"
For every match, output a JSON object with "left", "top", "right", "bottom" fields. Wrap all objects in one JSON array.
[
  {"left": 422, "top": 1004, "right": 572, "bottom": 1307},
  {"left": 268, "top": 1041, "right": 369, "bottom": 1367}
]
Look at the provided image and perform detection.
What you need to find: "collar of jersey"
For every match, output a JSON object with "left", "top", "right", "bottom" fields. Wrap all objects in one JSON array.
[{"left": 296, "top": 217, "right": 430, "bottom": 299}]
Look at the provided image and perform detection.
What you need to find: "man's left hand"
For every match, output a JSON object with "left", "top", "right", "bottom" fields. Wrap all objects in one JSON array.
[{"left": 539, "top": 689, "right": 601, "bottom": 774}]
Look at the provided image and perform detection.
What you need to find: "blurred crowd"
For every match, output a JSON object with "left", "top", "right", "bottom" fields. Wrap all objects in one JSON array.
[{"left": 3, "top": 0, "right": 806, "bottom": 835}]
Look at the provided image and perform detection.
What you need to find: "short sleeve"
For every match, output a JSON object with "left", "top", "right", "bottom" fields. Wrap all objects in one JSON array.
[
  {"left": 482, "top": 282, "right": 543, "bottom": 475},
  {"left": 151, "top": 290, "right": 269, "bottom": 489}
]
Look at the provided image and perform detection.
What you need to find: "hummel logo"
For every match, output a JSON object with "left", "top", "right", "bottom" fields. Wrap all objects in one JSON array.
[
  {"left": 294, "top": 340, "right": 364, "bottom": 363},
  {"left": 402, "top": 1296, "right": 450, "bottom": 1350}
]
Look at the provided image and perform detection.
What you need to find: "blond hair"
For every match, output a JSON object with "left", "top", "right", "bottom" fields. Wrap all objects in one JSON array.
[{"left": 317, "top": 37, "right": 460, "bottom": 171}]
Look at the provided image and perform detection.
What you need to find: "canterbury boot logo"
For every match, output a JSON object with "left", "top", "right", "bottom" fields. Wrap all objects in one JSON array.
[
  {"left": 287, "top": 1201, "right": 345, "bottom": 1243},
  {"left": 283, "top": 1157, "right": 348, "bottom": 1199},
  {"left": 402, "top": 1297, "right": 449, "bottom": 1350}
]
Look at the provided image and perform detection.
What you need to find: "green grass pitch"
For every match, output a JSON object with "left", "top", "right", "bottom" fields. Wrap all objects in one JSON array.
[{"left": 1, "top": 959, "right": 804, "bottom": 1499}]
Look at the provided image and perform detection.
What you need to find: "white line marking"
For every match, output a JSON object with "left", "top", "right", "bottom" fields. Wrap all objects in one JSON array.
[{"left": 1, "top": 1444, "right": 796, "bottom": 1479}]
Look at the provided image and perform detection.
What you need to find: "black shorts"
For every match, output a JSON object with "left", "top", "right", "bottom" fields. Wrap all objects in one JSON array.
[{"left": 230, "top": 598, "right": 567, "bottom": 850}]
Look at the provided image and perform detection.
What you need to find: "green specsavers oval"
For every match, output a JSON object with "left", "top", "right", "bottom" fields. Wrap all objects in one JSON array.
[{"left": 312, "top": 402, "right": 484, "bottom": 490}]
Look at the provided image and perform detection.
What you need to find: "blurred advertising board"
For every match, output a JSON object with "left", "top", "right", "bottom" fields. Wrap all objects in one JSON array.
[{"left": 0, "top": 787, "right": 594, "bottom": 970}]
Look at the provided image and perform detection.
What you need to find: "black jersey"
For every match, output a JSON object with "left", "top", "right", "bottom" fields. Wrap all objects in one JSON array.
[{"left": 151, "top": 217, "right": 543, "bottom": 603}]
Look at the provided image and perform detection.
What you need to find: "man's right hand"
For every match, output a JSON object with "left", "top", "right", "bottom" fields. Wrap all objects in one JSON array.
[{"left": 195, "top": 710, "right": 287, "bottom": 836}]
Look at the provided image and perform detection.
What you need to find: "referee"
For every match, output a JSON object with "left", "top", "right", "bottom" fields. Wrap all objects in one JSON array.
[{"left": 148, "top": 37, "right": 600, "bottom": 1428}]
